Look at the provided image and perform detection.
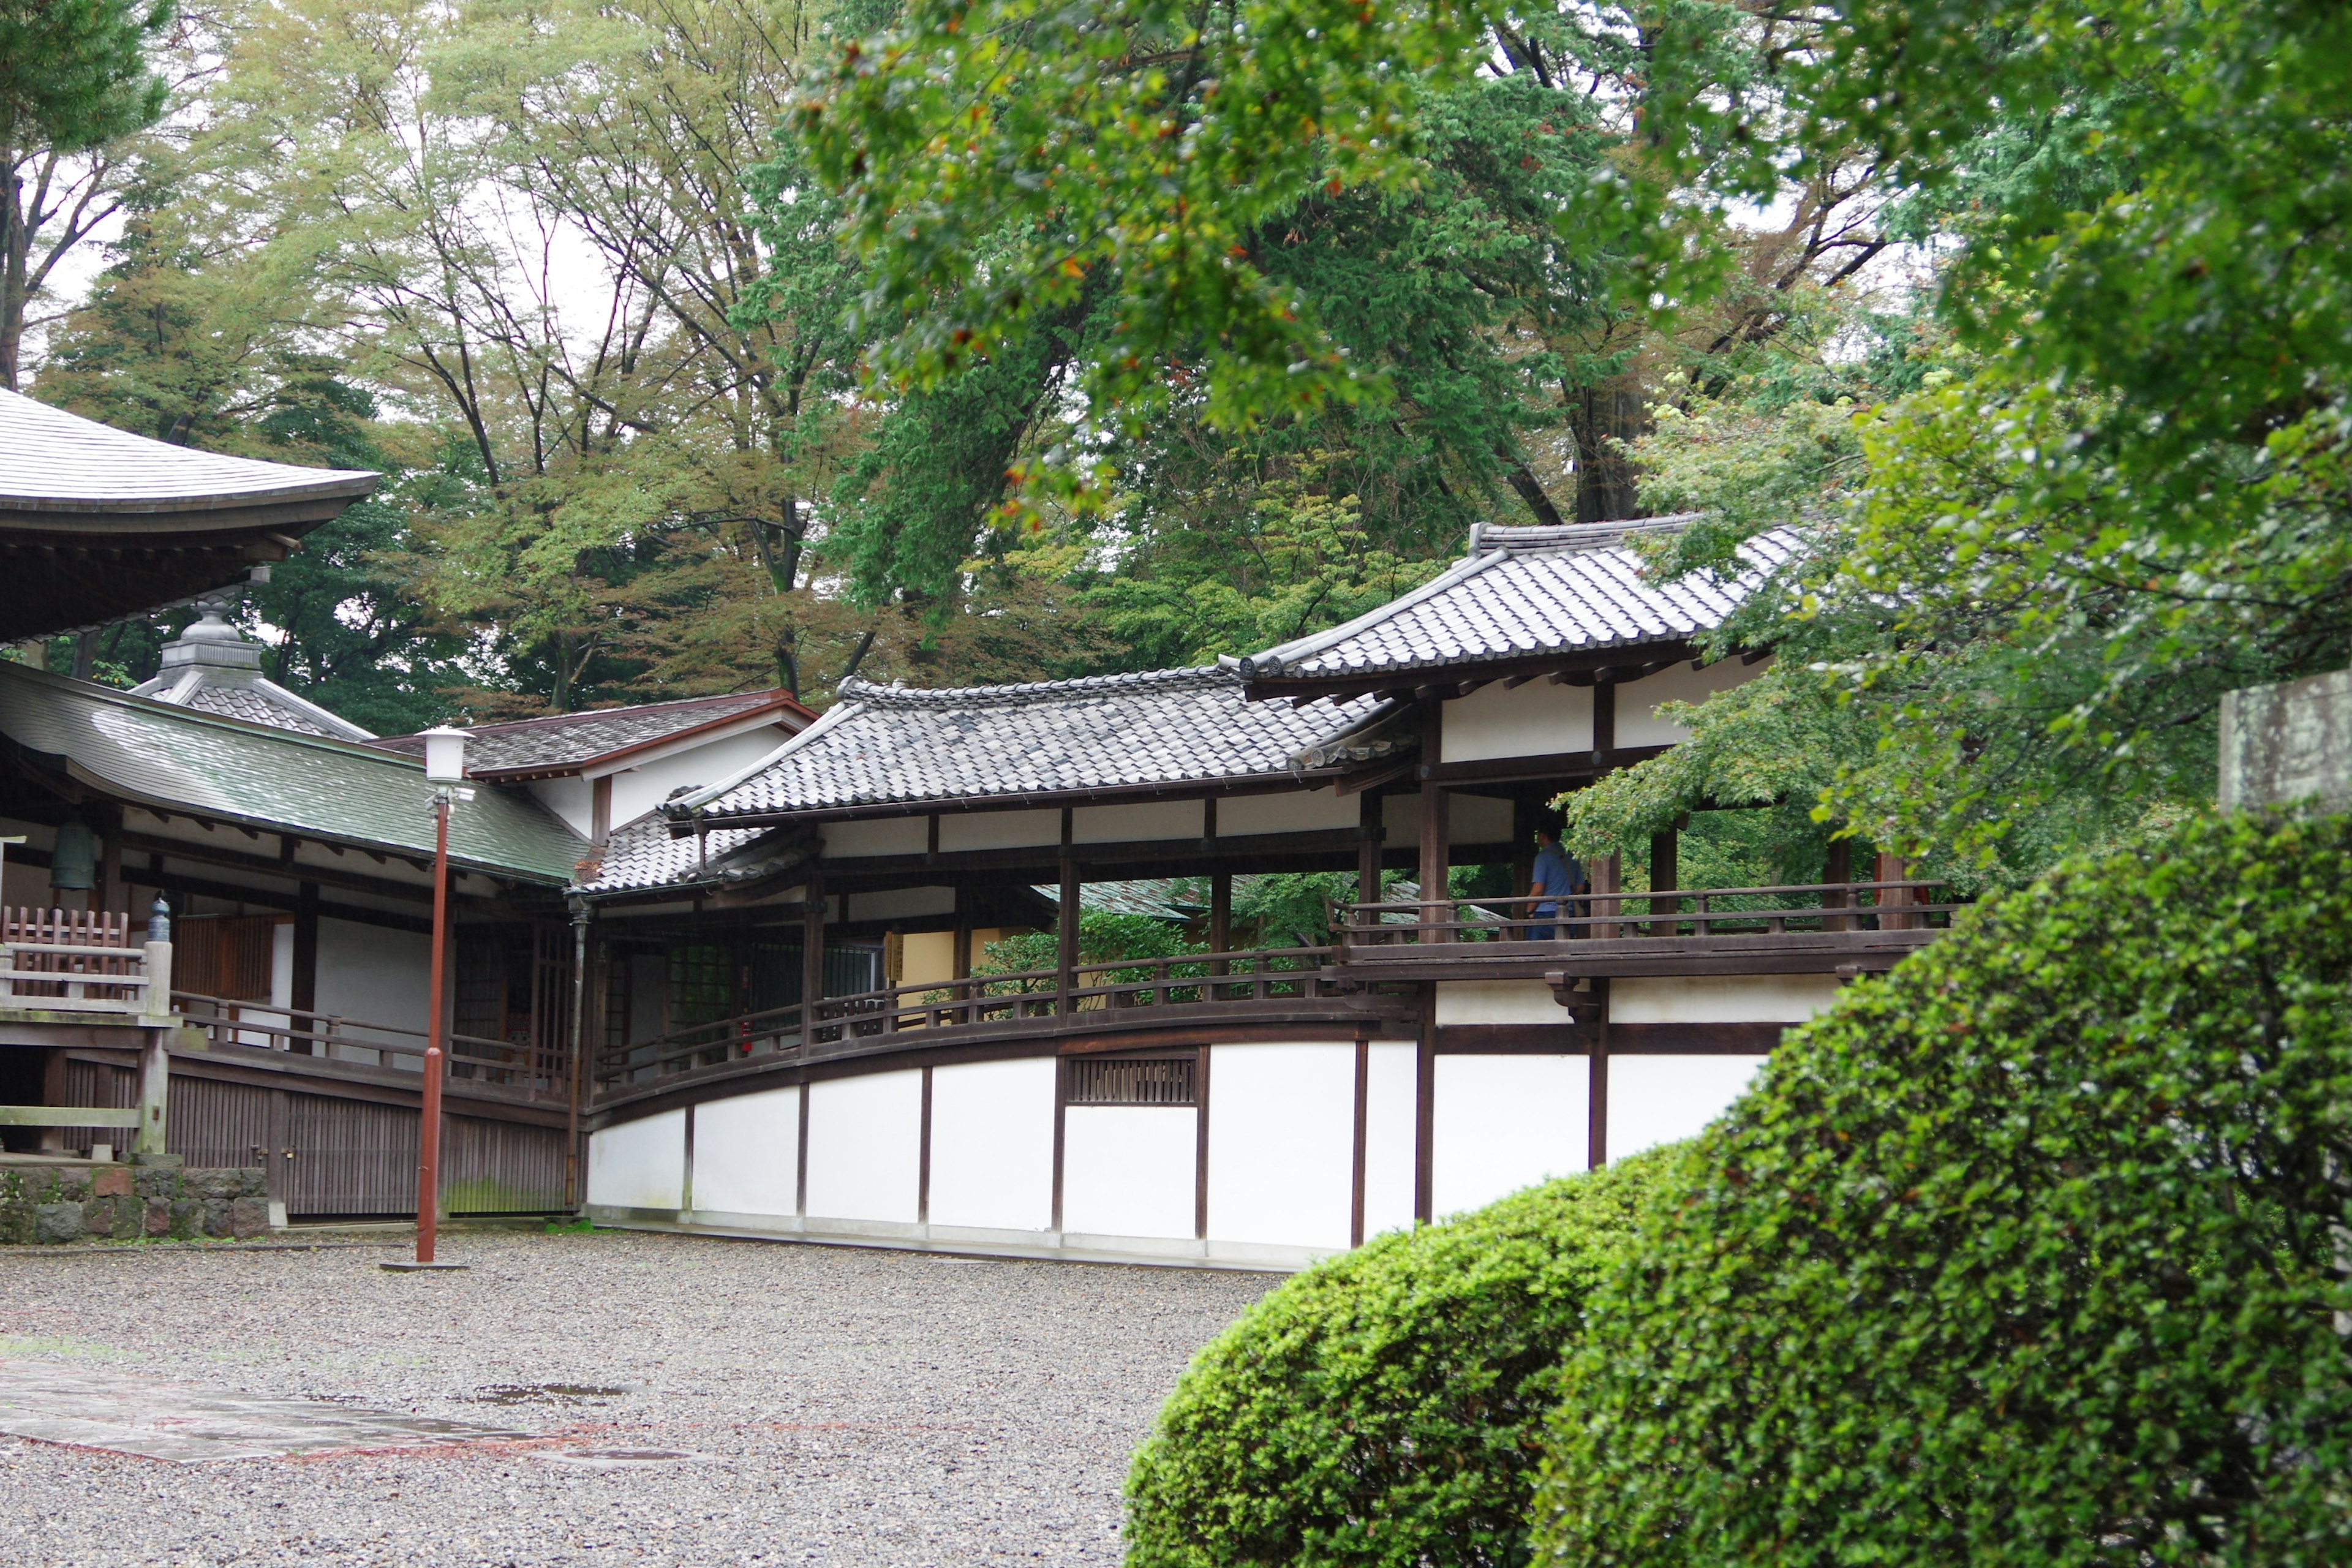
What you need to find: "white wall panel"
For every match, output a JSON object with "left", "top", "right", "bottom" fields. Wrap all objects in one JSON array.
[
  {"left": 1072, "top": 799, "right": 1203, "bottom": 844},
  {"left": 1207, "top": 1043, "right": 1355, "bottom": 1250},
  {"left": 823, "top": 816, "right": 930, "bottom": 858},
  {"left": 1361, "top": 1042, "right": 1419, "bottom": 1240},
  {"left": 805, "top": 1070, "right": 922, "bottom": 1223},
  {"left": 1447, "top": 791, "right": 1515, "bottom": 845},
  {"left": 927, "top": 1058, "right": 1057, "bottom": 1231},
  {"left": 939, "top": 809, "right": 1063, "bottom": 852},
  {"left": 527, "top": 775, "right": 595, "bottom": 836},
  {"left": 1608, "top": 1055, "right": 1768, "bottom": 1159},
  {"left": 589, "top": 1109, "right": 685, "bottom": 1210},
  {"left": 1611, "top": 974, "right": 1841, "bottom": 1024},
  {"left": 314, "top": 918, "right": 432, "bottom": 1065},
  {"left": 691, "top": 1088, "right": 801, "bottom": 1216},
  {"left": 1061, "top": 1106, "right": 1196, "bottom": 1238},
  {"left": 850, "top": 885, "right": 957, "bottom": 922},
  {"left": 1433, "top": 1055, "right": 1587, "bottom": 1218},
  {"left": 1444, "top": 679, "right": 1593, "bottom": 763},
  {"left": 1220, "top": 787, "right": 1357, "bottom": 837},
  {"left": 1435, "top": 980, "right": 1571, "bottom": 1025},
  {"left": 609, "top": 731, "right": 788, "bottom": 826},
  {"left": 1617, "top": 657, "right": 1769, "bottom": 747}
]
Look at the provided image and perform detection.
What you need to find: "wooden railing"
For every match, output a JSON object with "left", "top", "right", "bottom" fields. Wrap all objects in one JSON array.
[
  {"left": 172, "top": 991, "right": 568, "bottom": 1098},
  {"left": 595, "top": 946, "right": 1348, "bottom": 1092},
  {"left": 1334, "top": 880, "right": 1963, "bottom": 947},
  {"left": 0, "top": 908, "right": 170, "bottom": 1019}
]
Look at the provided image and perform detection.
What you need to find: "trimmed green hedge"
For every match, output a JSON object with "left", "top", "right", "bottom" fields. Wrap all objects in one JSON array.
[
  {"left": 1126, "top": 1152, "right": 1673, "bottom": 1568},
  {"left": 1532, "top": 812, "right": 2352, "bottom": 1568}
]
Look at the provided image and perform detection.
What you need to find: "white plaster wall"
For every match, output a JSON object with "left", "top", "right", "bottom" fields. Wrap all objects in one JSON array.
[
  {"left": 1443, "top": 680, "right": 1593, "bottom": 763},
  {"left": 940, "top": 809, "right": 1063, "bottom": 852},
  {"left": 527, "top": 775, "right": 595, "bottom": 836},
  {"left": 1611, "top": 974, "right": 1842, "bottom": 1024},
  {"left": 927, "top": 1058, "right": 1057, "bottom": 1231},
  {"left": 313, "top": 918, "right": 433, "bottom": 1064},
  {"left": 270, "top": 921, "right": 295, "bottom": 1009},
  {"left": 692, "top": 1088, "right": 801, "bottom": 1216},
  {"left": 851, "top": 886, "right": 956, "bottom": 922},
  {"left": 1073, "top": 799, "right": 1203, "bottom": 844},
  {"left": 1447, "top": 791, "right": 1516, "bottom": 846},
  {"left": 609, "top": 730, "right": 790, "bottom": 826},
  {"left": 1221, "top": 788, "right": 1357, "bottom": 837},
  {"left": 805, "top": 1070, "right": 924, "bottom": 1223},
  {"left": 589, "top": 1109, "right": 685, "bottom": 1210},
  {"left": 1435, "top": 980, "right": 1572, "bottom": 1025},
  {"left": 1617, "top": 657, "right": 1768, "bottom": 747},
  {"left": 1608, "top": 1055, "right": 1768, "bottom": 1160},
  {"left": 1362, "top": 1041, "right": 1419, "bottom": 1240},
  {"left": 1061, "top": 1106, "right": 1196, "bottom": 1238},
  {"left": 1207, "top": 1043, "right": 1355, "bottom": 1250},
  {"left": 1433, "top": 1055, "right": 1588, "bottom": 1218},
  {"left": 823, "top": 816, "right": 930, "bottom": 858}
]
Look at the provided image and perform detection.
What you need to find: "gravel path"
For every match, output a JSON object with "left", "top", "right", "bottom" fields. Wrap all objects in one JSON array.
[{"left": 0, "top": 1230, "right": 1275, "bottom": 1566}]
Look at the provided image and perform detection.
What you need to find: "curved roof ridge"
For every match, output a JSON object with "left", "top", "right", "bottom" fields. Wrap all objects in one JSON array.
[{"left": 838, "top": 664, "right": 1235, "bottom": 707}]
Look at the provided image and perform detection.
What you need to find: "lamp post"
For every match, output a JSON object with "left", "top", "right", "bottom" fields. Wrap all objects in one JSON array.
[{"left": 386, "top": 726, "right": 471, "bottom": 1273}]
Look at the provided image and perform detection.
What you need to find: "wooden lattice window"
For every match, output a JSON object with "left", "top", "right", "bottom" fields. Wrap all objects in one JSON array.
[
  {"left": 1066, "top": 1055, "right": 1196, "bottom": 1106},
  {"left": 175, "top": 915, "right": 277, "bottom": 1001}
]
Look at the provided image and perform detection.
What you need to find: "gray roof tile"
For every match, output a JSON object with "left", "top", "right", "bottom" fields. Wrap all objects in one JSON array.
[
  {"left": 0, "top": 389, "right": 378, "bottom": 512},
  {"left": 1233, "top": 516, "right": 1799, "bottom": 682},
  {"left": 374, "top": 690, "right": 803, "bottom": 776},
  {"left": 0, "top": 664, "right": 581, "bottom": 883},
  {"left": 571, "top": 812, "right": 812, "bottom": 895},
  {"left": 670, "top": 668, "right": 1406, "bottom": 824}
]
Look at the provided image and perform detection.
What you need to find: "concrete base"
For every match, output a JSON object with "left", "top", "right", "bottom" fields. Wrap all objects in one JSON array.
[
  {"left": 586, "top": 1204, "right": 1321, "bottom": 1272},
  {"left": 379, "top": 1259, "right": 470, "bottom": 1272}
]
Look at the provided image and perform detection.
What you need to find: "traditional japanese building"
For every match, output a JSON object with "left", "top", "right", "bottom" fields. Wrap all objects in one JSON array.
[{"left": 573, "top": 518, "right": 1953, "bottom": 1268}]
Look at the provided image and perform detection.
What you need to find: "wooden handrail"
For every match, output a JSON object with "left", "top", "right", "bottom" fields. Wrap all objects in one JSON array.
[{"left": 1333, "top": 880, "right": 1962, "bottom": 945}]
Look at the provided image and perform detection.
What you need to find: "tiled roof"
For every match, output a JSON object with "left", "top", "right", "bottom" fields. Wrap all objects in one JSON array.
[
  {"left": 374, "top": 690, "right": 805, "bottom": 777},
  {"left": 178, "top": 683, "right": 341, "bottom": 736},
  {"left": 1033, "top": 878, "right": 1197, "bottom": 921},
  {"left": 1231, "top": 516, "right": 1800, "bottom": 684},
  {"left": 669, "top": 668, "right": 1408, "bottom": 824},
  {"left": 0, "top": 663, "right": 581, "bottom": 883},
  {"left": 129, "top": 601, "right": 375, "bottom": 741},
  {"left": 0, "top": 389, "right": 378, "bottom": 513},
  {"left": 571, "top": 812, "right": 813, "bottom": 895}
]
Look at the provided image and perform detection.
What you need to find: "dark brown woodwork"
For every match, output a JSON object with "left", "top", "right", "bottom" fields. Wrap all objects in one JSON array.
[
  {"left": 1194, "top": 1043, "right": 1211, "bottom": 1240},
  {"left": 1414, "top": 988, "right": 1436, "bottom": 1224},
  {"left": 1591, "top": 680, "right": 1616, "bottom": 758},
  {"left": 1588, "top": 976, "right": 1610, "bottom": 1169},
  {"left": 290, "top": 881, "right": 320, "bottom": 1055},
  {"left": 1418, "top": 706, "right": 1449, "bottom": 943},
  {"left": 589, "top": 777, "right": 612, "bottom": 848},
  {"left": 1358, "top": 791, "right": 1383, "bottom": 905},
  {"left": 1057, "top": 815, "right": 1080, "bottom": 1017},
  {"left": 1351, "top": 1035, "right": 1369, "bottom": 1248},
  {"left": 1208, "top": 870, "right": 1232, "bottom": 978},
  {"left": 1240, "top": 639, "right": 1702, "bottom": 704},
  {"left": 680, "top": 1104, "right": 696, "bottom": 1213},
  {"left": 1648, "top": 827, "right": 1679, "bottom": 937},
  {"left": 917, "top": 1065, "right": 933, "bottom": 1224},
  {"left": 801, "top": 883, "right": 826, "bottom": 1014},
  {"left": 1417, "top": 743, "right": 1672, "bottom": 787}
]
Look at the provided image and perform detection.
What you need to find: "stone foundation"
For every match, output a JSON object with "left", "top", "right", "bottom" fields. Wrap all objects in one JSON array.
[{"left": 0, "top": 1166, "right": 268, "bottom": 1244}]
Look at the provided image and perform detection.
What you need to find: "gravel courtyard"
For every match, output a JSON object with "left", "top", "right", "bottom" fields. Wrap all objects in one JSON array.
[{"left": 0, "top": 1229, "right": 1275, "bottom": 1567}]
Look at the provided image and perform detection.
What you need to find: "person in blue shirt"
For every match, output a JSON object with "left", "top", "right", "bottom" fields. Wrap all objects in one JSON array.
[{"left": 1528, "top": 826, "right": 1584, "bottom": 940}]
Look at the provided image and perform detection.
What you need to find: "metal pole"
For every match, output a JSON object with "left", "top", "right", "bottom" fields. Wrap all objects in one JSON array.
[{"left": 415, "top": 793, "right": 450, "bottom": 1264}]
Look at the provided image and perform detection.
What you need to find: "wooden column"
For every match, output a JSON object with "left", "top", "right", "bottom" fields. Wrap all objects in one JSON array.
[
  {"left": 1647, "top": 827, "right": 1679, "bottom": 937},
  {"left": 290, "top": 881, "right": 320, "bottom": 1055},
  {"left": 1414, "top": 989, "right": 1436, "bottom": 1223},
  {"left": 589, "top": 777, "right": 613, "bottom": 850},
  {"left": 1057, "top": 809, "right": 1079, "bottom": 1015},
  {"left": 1208, "top": 870, "right": 1232, "bottom": 979},
  {"left": 1357, "top": 790, "right": 1383, "bottom": 905},
  {"left": 1875, "top": 850, "right": 1913, "bottom": 930},
  {"left": 1587, "top": 977, "right": 1610, "bottom": 1170},
  {"left": 1591, "top": 678, "right": 1617, "bottom": 760},
  {"left": 951, "top": 883, "right": 971, "bottom": 982},
  {"left": 1589, "top": 853, "right": 1621, "bottom": 939},
  {"left": 1823, "top": 837, "right": 1853, "bottom": 931},
  {"left": 801, "top": 881, "right": 826, "bottom": 1034},
  {"left": 1350, "top": 1035, "right": 1369, "bottom": 1247},
  {"left": 1419, "top": 788, "right": 1450, "bottom": 943}
]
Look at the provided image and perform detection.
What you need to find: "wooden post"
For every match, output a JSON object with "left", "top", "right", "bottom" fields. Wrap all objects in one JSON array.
[
  {"left": 1057, "top": 853, "right": 1081, "bottom": 1014},
  {"left": 1875, "top": 850, "right": 1913, "bottom": 930},
  {"left": 1587, "top": 977, "right": 1610, "bottom": 1170},
  {"left": 1208, "top": 870, "right": 1232, "bottom": 976},
  {"left": 290, "top": 881, "right": 320, "bottom": 1054},
  {"left": 1357, "top": 791, "right": 1382, "bottom": 905},
  {"left": 1419, "top": 787, "right": 1450, "bottom": 942},
  {"left": 1823, "top": 837, "right": 1853, "bottom": 931},
  {"left": 134, "top": 1022, "right": 170, "bottom": 1162},
  {"left": 1589, "top": 853, "right": 1621, "bottom": 940},
  {"left": 564, "top": 900, "right": 591, "bottom": 1212},
  {"left": 1591, "top": 679, "right": 1617, "bottom": 761},
  {"left": 1414, "top": 989, "right": 1436, "bottom": 1223},
  {"left": 1647, "top": 828, "right": 1679, "bottom": 937},
  {"left": 1350, "top": 1035, "right": 1369, "bottom": 1247},
  {"left": 801, "top": 881, "right": 825, "bottom": 1043}
]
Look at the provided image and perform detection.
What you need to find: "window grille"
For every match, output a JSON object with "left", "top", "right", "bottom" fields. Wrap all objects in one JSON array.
[{"left": 1066, "top": 1055, "right": 1196, "bottom": 1106}]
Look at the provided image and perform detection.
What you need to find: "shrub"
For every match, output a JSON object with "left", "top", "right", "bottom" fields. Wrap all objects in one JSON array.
[
  {"left": 1531, "top": 812, "right": 2352, "bottom": 1568},
  {"left": 1126, "top": 1152, "right": 1675, "bottom": 1568}
]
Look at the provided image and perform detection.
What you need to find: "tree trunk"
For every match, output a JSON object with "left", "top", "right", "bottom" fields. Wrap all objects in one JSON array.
[{"left": 1567, "top": 378, "right": 1648, "bottom": 522}]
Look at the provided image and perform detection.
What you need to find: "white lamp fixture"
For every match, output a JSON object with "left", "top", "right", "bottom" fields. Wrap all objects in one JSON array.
[{"left": 418, "top": 725, "right": 471, "bottom": 785}]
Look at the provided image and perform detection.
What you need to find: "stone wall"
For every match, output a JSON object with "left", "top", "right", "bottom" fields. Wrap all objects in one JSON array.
[
  {"left": 2220, "top": 668, "right": 2352, "bottom": 813},
  {"left": 0, "top": 1166, "right": 268, "bottom": 1245}
]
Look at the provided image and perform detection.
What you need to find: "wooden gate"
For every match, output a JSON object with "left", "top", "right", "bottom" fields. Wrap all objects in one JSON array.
[{"left": 287, "top": 1093, "right": 417, "bottom": 1218}]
